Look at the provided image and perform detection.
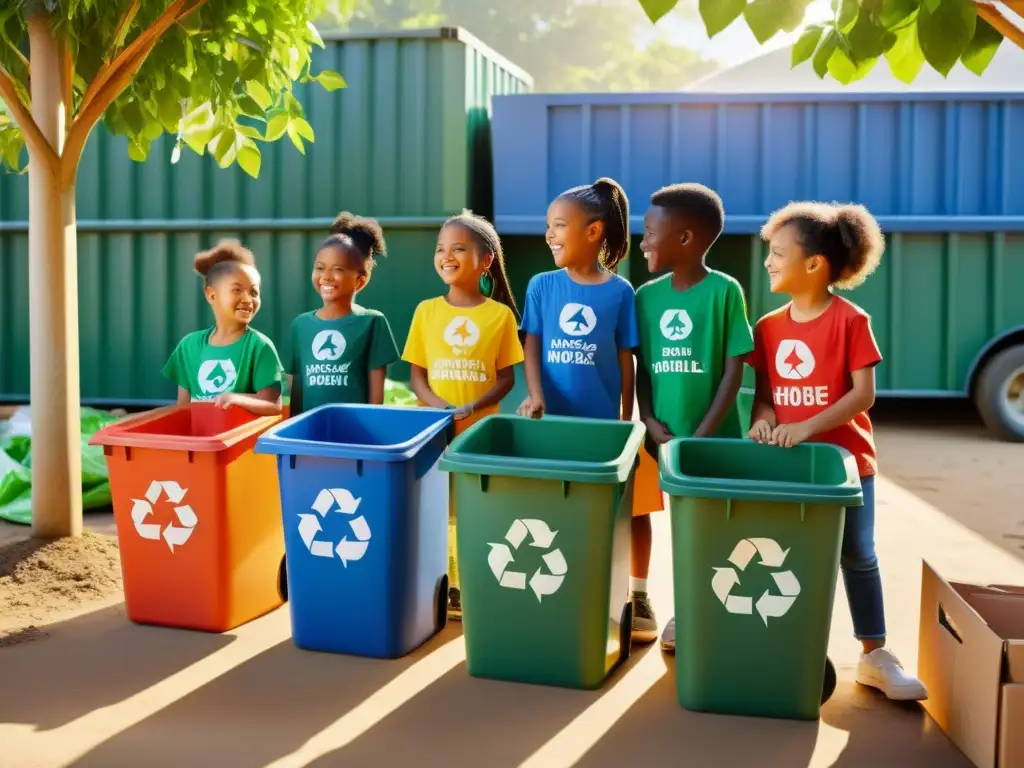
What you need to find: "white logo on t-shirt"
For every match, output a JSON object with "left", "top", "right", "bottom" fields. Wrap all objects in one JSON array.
[
  {"left": 558, "top": 303, "right": 597, "bottom": 337},
  {"left": 197, "top": 359, "right": 238, "bottom": 395},
  {"left": 775, "top": 339, "right": 816, "bottom": 380},
  {"left": 443, "top": 316, "right": 480, "bottom": 353},
  {"left": 659, "top": 309, "right": 693, "bottom": 341},
  {"left": 312, "top": 330, "right": 346, "bottom": 362}
]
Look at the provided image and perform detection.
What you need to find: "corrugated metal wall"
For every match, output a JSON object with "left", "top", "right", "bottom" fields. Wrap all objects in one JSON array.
[
  {"left": 502, "top": 232, "right": 1024, "bottom": 396},
  {"left": 0, "top": 28, "right": 532, "bottom": 404},
  {"left": 492, "top": 92, "right": 1024, "bottom": 235}
]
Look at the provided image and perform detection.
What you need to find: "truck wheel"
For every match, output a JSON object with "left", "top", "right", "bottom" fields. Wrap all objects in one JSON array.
[
  {"left": 435, "top": 575, "right": 449, "bottom": 633},
  {"left": 278, "top": 556, "right": 288, "bottom": 602},
  {"left": 975, "top": 346, "right": 1024, "bottom": 442},
  {"left": 821, "top": 655, "right": 837, "bottom": 705}
]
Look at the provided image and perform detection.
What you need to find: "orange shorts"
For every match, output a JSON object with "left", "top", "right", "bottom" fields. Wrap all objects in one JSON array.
[{"left": 631, "top": 443, "right": 664, "bottom": 517}]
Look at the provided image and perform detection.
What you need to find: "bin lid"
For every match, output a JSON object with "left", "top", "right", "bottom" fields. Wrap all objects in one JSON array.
[
  {"left": 438, "top": 414, "right": 646, "bottom": 485},
  {"left": 88, "top": 404, "right": 282, "bottom": 453},
  {"left": 254, "top": 404, "right": 453, "bottom": 463},
  {"left": 659, "top": 438, "right": 864, "bottom": 506}
]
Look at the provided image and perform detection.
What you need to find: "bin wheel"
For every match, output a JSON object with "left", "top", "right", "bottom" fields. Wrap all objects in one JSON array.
[
  {"left": 278, "top": 557, "right": 289, "bottom": 602},
  {"left": 974, "top": 345, "right": 1024, "bottom": 442},
  {"left": 435, "top": 575, "right": 449, "bottom": 633},
  {"left": 821, "top": 655, "right": 837, "bottom": 705},
  {"left": 619, "top": 601, "right": 633, "bottom": 665}
]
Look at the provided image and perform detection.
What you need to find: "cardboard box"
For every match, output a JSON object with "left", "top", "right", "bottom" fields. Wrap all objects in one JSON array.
[{"left": 918, "top": 561, "right": 1024, "bottom": 767}]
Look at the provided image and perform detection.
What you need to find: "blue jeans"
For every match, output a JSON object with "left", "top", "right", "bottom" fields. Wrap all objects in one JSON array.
[{"left": 842, "top": 475, "right": 886, "bottom": 641}]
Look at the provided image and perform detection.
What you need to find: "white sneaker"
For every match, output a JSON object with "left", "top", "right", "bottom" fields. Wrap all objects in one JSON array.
[{"left": 856, "top": 648, "right": 928, "bottom": 701}]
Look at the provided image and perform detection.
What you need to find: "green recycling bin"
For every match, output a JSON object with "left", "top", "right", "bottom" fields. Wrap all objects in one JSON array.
[
  {"left": 439, "top": 414, "right": 646, "bottom": 690},
  {"left": 661, "top": 437, "right": 862, "bottom": 720}
]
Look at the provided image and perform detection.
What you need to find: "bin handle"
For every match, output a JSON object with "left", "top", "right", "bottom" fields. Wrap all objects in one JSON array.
[{"left": 938, "top": 603, "right": 963, "bottom": 644}]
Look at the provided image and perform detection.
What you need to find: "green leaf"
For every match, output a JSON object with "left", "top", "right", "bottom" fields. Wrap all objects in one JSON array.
[
  {"left": 885, "top": 15, "right": 926, "bottom": 82},
  {"left": 237, "top": 142, "right": 262, "bottom": 178},
  {"left": 828, "top": 47, "right": 879, "bottom": 83},
  {"left": 265, "top": 113, "right": 289, "bottom": 142},
  {"left": 847, "top": 12, "right": 898, "bottom": 59},
  {"left": 917, "top": 0, "right": 976, "bottom": 76},
  {"left": 315, "top": 70, "right": 347, "bottom": 92},
  {"left": 127, "top": 137, "right": 151, "bottom": 163},
  {"left": 961, "top": 17, "right": 1003, "bottom": 76},
  {"left": 637, "top": 0, "right": 678, "bottom": 23},
  {"left": 880, "top": 0, "right": 919, "bottom": 28},
  {"left": 211, "top": 127, "right": 242, "bottom": 168},
  {"left": 813, "top": 29, "right": 841, "bottom": 78},
  {"left": 699, "top": 0, "right": 746, "bottom": 37},
  {"left": 306, "top": 20, "right": 324, "bottom": 48},
  {"left": 291, "top": 116, "right": 314, "bottom": 142},
  {"left": 238, "top": 95, "right": 267, "bottom": 120},
  {"left": 246, "top": 80, "right": 272, "bottom": 110},
  {"left": 792, "top": 24, "right": 825, "bottom": 67},
  {"left": 287, "top": 124, "right": 306, "bottom": 155},
  {"left": 744, "top": 0, "right": 784, "bottom": 43},
  {"left": 835, "top": 0, "right": 860, "bottom": 30}
]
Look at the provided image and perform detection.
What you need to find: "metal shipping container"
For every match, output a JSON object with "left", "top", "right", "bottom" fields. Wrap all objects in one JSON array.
[
  {"left": 493, "top": 91, "right": 1024, "bottom": 440},
  {"left": 0, "top": 27, "right": 532, "bottom": 405}
]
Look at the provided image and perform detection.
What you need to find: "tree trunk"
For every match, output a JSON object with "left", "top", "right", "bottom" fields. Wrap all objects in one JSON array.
[{"left": 28, "top": 14, "right": 82, "bottom": 539}]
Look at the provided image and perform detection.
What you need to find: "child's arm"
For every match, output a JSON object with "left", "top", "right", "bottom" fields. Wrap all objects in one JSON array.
[
  {"left": 215, "top": 385, "right": 283, "bottom": 416},
  {"left": 694, "top": 355, "right": 744, "bottom": 438},
  {"left": 749, "top": 366, "right": 776, "bottom": 442},
  {"left": 409, "top": 364, "right": 450, "bottom": 409},
  {"left": 176, "top": 387, "right": 191, "bottom": 405},
  {"left": 368, "top": 367, "right": 387, "bottom": 405},
  {"left": 635, "top": 347, "right": 673, "bottom": 443},
  {"left": 619, "top": 347, "right": 635, "bottom": 421},
  {"left": 772, "top": 367, "right": 875, "bottom": 448},
  {"left": 463, "top": 366, "right": 515, "bottom": 419},
  {"left": 517, "top": 333, "right": 546, "bottom": 418}
]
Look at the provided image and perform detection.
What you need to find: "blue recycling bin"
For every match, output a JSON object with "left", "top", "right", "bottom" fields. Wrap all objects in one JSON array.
[{"left": 255, "top": 404, "right": 454, "bottom": 658}]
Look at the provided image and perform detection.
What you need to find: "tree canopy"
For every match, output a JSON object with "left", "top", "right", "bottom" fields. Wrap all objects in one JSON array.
[
  {"left": 0, "top": 0, "right": 344, "bottom": 177},
  {"left": 637, "top": 0, "right": 1019, "bottom": 84}
]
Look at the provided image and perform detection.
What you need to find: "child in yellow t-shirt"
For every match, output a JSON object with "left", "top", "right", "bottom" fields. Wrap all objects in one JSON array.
[{"left": 402, "top": 209, "right": 524, "bottom": 620}]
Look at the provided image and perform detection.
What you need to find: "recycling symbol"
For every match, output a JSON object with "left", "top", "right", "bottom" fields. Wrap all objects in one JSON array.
[
  {"left": 487, "top": 519, "right": 567, "bottom": 602},
  {"left": 298, "top": 488, "right": 372, "bottom": 567},
  {"left": 712, "top": 537, "right": 801, "bottom": 625},
  {"left": 130, "top": 480, "right": 198, "bottom": 553},
  {"left": 197, "top": 359, "right": 237, "bottom": 395}
]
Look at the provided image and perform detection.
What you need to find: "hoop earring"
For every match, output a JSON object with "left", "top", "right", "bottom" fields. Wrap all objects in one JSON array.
[{"left": 479, "top": 271, "right": 494, "bottom": 297}]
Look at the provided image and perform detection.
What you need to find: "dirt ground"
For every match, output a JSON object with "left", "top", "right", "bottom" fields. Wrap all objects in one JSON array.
[{"left": 0, "top": 399, "right": 1021, "bottom": 767}]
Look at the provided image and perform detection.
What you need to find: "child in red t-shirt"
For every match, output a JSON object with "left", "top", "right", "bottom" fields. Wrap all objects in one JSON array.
[{"left": 748, "top": 201, "right": 927, "bottom": 702}]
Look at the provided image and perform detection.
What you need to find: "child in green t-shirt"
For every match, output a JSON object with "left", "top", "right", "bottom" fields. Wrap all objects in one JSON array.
[
  {"left": 288, "top": 212, "right": 400, "bottom": 415},
  {"left": 162, "top": 240, "right": 284, "bottom": 415},
  {"left": 634, "top": 183, "right": 755, "bottom": 653}
]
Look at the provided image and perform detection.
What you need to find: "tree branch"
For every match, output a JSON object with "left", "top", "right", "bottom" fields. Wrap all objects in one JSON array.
[
  {"left": 59, "top": 38, "right": 74, "bottom": 134},
  {"left": 0, "top": 63, "right": 58, "bottom": 174},
  {"left": 976, "top": 2, "right": 1024, "bottom": 51},
  {"left": 108, "top": 0, "right": 142, "bottom": 61},
  {"left": 62, "top": 0, "right": 207, "bottom": 182}
]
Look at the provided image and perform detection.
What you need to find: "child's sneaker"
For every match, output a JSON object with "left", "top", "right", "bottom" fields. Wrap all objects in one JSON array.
[
  {"left": 856, "top": 648, "right": 928, "bottom": 701},
  {"left": 630, "top": 591, "right": 658, "bottom": 643},
  {"left": 660, "top": 617, "right": 676, "bottom": 653},
  {"left": 447, "top": 586, "right": 462, "bottom": 621}
]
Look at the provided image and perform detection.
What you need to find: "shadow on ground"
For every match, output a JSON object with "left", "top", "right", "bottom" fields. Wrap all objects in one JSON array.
[
  {"left": 0, "top": 604, "right": 234, "bottom": 731},
  {"left": 70, "top": 623, "right": 466, "bottom": 768}
]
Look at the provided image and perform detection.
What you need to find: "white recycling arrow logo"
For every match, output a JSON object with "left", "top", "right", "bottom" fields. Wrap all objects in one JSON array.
[
  {"left": 298, "top": 488, "right": 372, "bottom": 567},
  {"left": 712, "top": 537, "right": 801, "bottom": 625},
  {"left": 487, "top": 519, "right": 567, "bottom": 603},
  {"left": 130, "top": 480, "right": 198, "bottom": 553}
]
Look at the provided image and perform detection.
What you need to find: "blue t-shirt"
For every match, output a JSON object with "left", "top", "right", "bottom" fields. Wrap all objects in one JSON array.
[{"left": 520, "top": 269, "right": 640, "bottom": 420}]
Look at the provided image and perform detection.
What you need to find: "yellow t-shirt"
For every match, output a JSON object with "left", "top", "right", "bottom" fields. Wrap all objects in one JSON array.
[{"left": 402, "top": 296, "right": 524, "bottom": 416}]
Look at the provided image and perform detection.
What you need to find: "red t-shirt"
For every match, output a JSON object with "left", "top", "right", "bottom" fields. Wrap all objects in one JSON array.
[{"left": 750, "top": 296, "right": 882, "bottom": 477}]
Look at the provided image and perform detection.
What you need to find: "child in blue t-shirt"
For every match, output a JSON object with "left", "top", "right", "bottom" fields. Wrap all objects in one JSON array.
[{"left": 518, "top": 177, "right": 653, "bottom": 643}]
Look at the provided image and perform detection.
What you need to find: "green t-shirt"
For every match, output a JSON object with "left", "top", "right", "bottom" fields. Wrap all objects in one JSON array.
[
  {"left": 289, "top": 306, "right": 400, "bottom": 413},
  {"left": 636, "top": 270, "right": 754, "bottom": 438},
  {"left": 162, "top": 327, "right": 284, "bottom": 401}
]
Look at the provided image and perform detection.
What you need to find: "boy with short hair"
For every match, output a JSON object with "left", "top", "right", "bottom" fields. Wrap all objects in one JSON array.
[{"left": 634, "top": 183, "right": 754, "bottom": 652}]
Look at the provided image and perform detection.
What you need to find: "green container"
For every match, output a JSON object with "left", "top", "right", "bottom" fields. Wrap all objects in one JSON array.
[
  {"left": 660, "top": 438, "right": 862, "bottom": 720},
  {"left": 439, "top": 414, "right": 646, "bottom": 690}
]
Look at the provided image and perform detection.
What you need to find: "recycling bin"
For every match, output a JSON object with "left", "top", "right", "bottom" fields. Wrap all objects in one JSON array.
[
  {"left": 90, "top": 403, "right": 285, "bottom": 632},
  {"left": 438, "top": 414, "right": 646, "bottom": 690},
  {"left": 660, "top": 437, "right": 863, "bottom": 720},
  {"left": 255, "top": 404, "right": 453, "bottom": 658}
]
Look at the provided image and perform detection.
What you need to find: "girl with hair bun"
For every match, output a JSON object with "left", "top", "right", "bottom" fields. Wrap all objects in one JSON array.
[
  {"left": 288, "top": 212, "right": 399, "bottom": 414},
  {"left": 748, "top": 201, "right": 927, "bottom": 702},
  {"left": 161, "top": 240, "right": 284, "bottom": 415}
]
